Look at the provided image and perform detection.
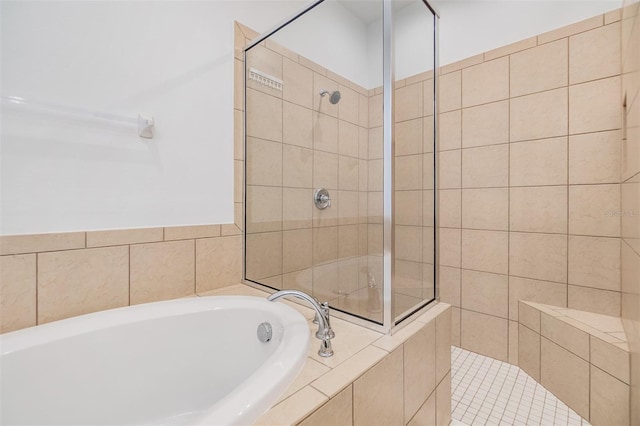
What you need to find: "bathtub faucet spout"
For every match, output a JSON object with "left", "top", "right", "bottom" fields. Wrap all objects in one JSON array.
[{"left": 267, "top": 290, "right": 334, "bottom": 357}]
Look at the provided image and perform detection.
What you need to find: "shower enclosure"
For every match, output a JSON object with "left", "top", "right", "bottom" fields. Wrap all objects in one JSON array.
[{"left": 243, "top": 0, "right": 438, "bottom": 332}]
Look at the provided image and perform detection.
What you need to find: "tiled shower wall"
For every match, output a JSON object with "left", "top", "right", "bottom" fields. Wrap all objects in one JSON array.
[
  {"left": 437, "top": 11, "right": 624, "bottom": 363},
  {"left": 620, "top": 1, "right": 640, "bottom": 424},
  {"left": 241, "top": 30, "right": 376, "bottom": 312}
]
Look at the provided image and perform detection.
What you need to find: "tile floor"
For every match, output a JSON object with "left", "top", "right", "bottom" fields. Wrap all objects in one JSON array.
[{"left": 451, "top": 346, "right": 591, "bottom": 426}]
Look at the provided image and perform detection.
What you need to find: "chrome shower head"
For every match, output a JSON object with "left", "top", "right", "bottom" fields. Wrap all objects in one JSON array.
[{"left": 320, "top": 89, "right": 341, "bottom": 104}]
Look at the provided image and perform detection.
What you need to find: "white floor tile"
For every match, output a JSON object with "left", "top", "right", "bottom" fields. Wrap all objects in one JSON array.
[{"left": 450, "top": 346, "right": 589, "bottom": 426}]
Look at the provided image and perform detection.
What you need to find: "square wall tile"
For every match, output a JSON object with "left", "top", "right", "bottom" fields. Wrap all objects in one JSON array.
[
  {"left": 439, "top": 228, "right": 461, "bottom": 267},
  {"left": 439, "top": 110, "right": 462, "bottom": 151},
  {"left": 570, "top": 23, "right": 621, "bottom": 84},
  {"left": 509, "top": 186, "right": 568, "bottom": 234},
  {"left": 510, "top": 88, "right": 568, "bottom": 142},
  {"left": 0, "top": 254, "right": 36, "bottom": 333},
  {"left": 282, "top": 145, "right": 312, "bottom": 188},
  {"left": 396, "top": 119, "right": 423, "bottom": 156},
  {"left": 436, "top": 372, "right": 451, "bottom": 426},
  {"left": 283, "top": 57, "right": 313, "bottom": 109},
  {"left": 541, "top": 312, "right": 589, "bottom": 360},
  {"left": 508, "top": 276, "right": 567, "bottom": 321},
  {"left": 540, "top": 337, "right": 590, "bottom": 419},
  {"left": 439, "top": 70, "right": 461, "bottom": 112},
  {"left": 569, "top": 130, "right": 620, "bottom": 184},
  {"left": 591, "top": 365, "right": 630, "bottom": 426},
  {"left": 314, "top": 151, "right": 338, "bottom": 190},
  {"left": 196, "top": 236, "right": 242, "bottom": 292},
  {"left": 247, "top": 89, "right": 283, "bottom": 142},
  {"left": 569, "top": 184, "right": 621, "bottom": 237},
  {"left": 130, "top": 241, "right": 195, "bottom": 305},
  {"left": 283, "top": 188, "right": 313, "bottom": 230},
  {"left": 283, "top": 229, "right": 313, "bottom": 273},
  {"left": 568, "top": 285, "right": 621, "bottom": 316},
  {"left": 519, "top": 301, "right": 541, "bottom": 332},
  {"left": 569, "top": 76, "right": 621, "bottom": 134},
  {"left": 396, "top": 82, "right": 423, "bottom": 122},
  {"left": 590, "top": 336, "right": 630, "bottom": 384},
  {"left": 510, "top": 137, "right": 568, "bottom": 186},
  {"left": 396, "top": 225, "right": 423, "bottom": 263},
  {"left": 396, "top": 155, "right": 423, "bottom": 191},
  {"left": 510, "top": 39, "right": 568, "bottom": 97},
  {"left": 462, "top": 100, "right": 509, "bottom": 149},
  {"left": 38, "top": 247, "right": 129, "bottom": 324},
  {"left": 435, "top": 307, "right": 452, "bottom": 382},
  {"left": 462, "top": 57, "right": 509, "bottom": 107},
  {"left": 439, "top": 150, "right": 461, "bottom": 189},
  {"left": 338, "top": 85, "right": 359, "bottom": 125},
  {"left": 283, "top": 101, "right": 313, "bottom": 149},
  {"left": 509, "top": 320, "right": 519, "bottom": 365},
  {"left": 568, "top": 236, "right": 620, "bottom": 291},
  {"left": 519, "top": 323, "right": 541, "bottom": 381},
  {"left": 313, "top": 113, "right": 338, "bottom": 153},
  {"left": 509, "top": 232, "right": 568, "bottom": 283},
  {"left": 439, "top": 266, "right": 461, "bottom": 307},
  {"left": 461, "top": 188, "right": 509, "bottom": 231},
  {"left": 407, "top": 393, "right": 435, "bottom": 426},
  {"left": 353, "top": 348, "right": 403, "bottom": 426},
  {"left": 509, "top": 137, "right": 567, "bottom": 186},
  {"left": 246, "top": 138, "right": 282, "bottom": 186},
  {"left": 461, "top": 145, "right": 509, "bottom": 188},
  {"left": 313, "top": 226, "right": 338, "bottom": 264},
  {"left": 246, "top": 186, "right": 283, "bottom": 233},
  {"left": 299, "top": 385, "right": 353, "bottom": 426},
  {"left": 461, "top": 269, "right": 508, "bottom": 318},
  {"left": 461, "top": 229, "right": 509, "bottom": 274},
  {"left": 404, "top": 321, "right": 436, "bottom": 421},
  {"left": 338, "top": 156, "right": 359, "bottom": 191},
  {"left": 396, "top": 191, "right": 423, "bottom": 226},
  {"left": 246, "top": 232, "right": 283, "bottom": 280},
  {"left": 461, "top": 309, "right": 509, "bottom": 361},
  {"left": 439, "top": 189, "right": 461, "bottom": 228}
]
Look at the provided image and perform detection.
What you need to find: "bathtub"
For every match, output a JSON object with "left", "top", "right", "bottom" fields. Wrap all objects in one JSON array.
[{"left": 0, "top": 295, "right": 310, "bottom": 426}]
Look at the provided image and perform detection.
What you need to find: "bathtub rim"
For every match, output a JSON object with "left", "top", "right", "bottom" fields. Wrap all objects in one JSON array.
[{"left": 0, "top": 295, "right": 311, "bottom": 426}]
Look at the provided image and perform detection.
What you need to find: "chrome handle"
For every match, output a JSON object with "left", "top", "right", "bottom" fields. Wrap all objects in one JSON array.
[{"left": 314, "top": 188, "right": 331, "bottom": 210}]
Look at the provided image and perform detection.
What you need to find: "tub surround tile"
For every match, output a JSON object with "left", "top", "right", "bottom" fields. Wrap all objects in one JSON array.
[
  {"left": 0, "top": 254, "right": 36, "bottom": 333},
  {"left": 195, "top": 236, "right": 242, "bottom": 293},
  {"left": 403, "top": 321, "right": 436, "bottom": 421},
  {"left": 353, "top": 347, "right": 404, "bottom": 426},
  {"left": 38, "top": 246, "right": 129, "bottom": 324},
  {"left": 277, "top": 358, "right": 331, "bottom": 404},
  {"left": 255, "top": 386, "right": 328, "bottom": 426},
  {"left": 298, "top": 385, "right": 353, "bottom": 426},
  {"left": 0, "top": 232, "right": 85, "bottom": 256},
  {"left": 130, "top": 240, "right": 195, "bottom": 305},
  {"left": 408, "top": 391, "right": 436, "bottom": 426},
  {"left": 86, "top": 228, "right": 164, "bottom": 248},
  {"left": 163, "top": 225, "right": 221, "bottom": 241}
]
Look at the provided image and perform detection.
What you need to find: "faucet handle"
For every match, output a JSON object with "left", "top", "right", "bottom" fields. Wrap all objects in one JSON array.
[{"left": 315, "top": 301, "right": 335, "bottom": 340}]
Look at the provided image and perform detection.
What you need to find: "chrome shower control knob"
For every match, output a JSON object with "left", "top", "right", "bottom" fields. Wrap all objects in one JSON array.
[{"left": 314, "top": 188, "right": 331, "bottom": 210}]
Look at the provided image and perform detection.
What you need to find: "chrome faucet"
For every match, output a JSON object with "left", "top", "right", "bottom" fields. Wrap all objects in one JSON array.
[{"left": 267, "top": 290, "right": 334, "bottom": 357}]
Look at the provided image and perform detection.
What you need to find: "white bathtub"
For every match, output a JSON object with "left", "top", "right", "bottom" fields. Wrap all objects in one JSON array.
[{"left": 0, "top": 295, "right": 310, "bottom": 426}]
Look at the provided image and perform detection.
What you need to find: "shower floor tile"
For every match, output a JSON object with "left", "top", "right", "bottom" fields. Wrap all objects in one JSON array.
[{"left": 450, "top": 346, "right": 591, "bottom": 426}]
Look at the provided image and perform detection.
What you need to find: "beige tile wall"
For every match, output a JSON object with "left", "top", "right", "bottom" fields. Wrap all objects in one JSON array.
[
  {"left": 242, "top": 24, "right": 379, "bottom": 320},
  {"left": 0, "top": 225, "right": 242, "bottom": 333},
  {"left": 438, "top": 12, "right": 624, "bottom": 362},
  {"left": 620, "top": 1, "right": 640, "bottom": 424},
  {"left": 518, "top": 301, "right": 630, "bottom": 425}
]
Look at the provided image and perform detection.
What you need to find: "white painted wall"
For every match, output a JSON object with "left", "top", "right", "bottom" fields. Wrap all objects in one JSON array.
[
  {"left": 433, "top": 0, "right": 622, "bottom": 67},
  {"left": 0, "top": 0, "right": 306, "bottom": 235},
  {"left": 0, "top": 0, "right": 623, "bottom": 235}
]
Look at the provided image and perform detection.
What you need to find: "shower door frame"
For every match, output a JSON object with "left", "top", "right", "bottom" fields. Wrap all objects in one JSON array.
[{"left": 242, "top": 0, "right": 440, "bottom": 334}]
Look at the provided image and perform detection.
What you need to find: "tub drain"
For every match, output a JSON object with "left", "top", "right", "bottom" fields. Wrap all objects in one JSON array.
[{"left": 257, "top": 322, "right": 272, "bottom": 343}]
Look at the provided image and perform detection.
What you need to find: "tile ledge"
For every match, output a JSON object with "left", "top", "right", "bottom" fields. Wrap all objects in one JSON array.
[{"left": 520, "top": 300, "right": 628, "bottom": 348}]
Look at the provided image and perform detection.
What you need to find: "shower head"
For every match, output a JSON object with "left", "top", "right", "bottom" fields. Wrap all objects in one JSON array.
[{"left": 320, "top": 89, "right": 341, "bottom": 104}]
